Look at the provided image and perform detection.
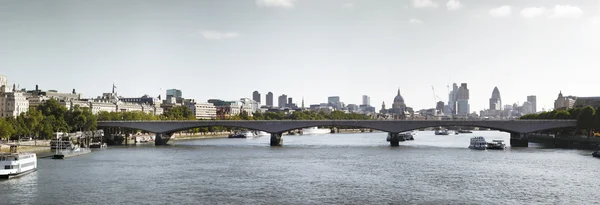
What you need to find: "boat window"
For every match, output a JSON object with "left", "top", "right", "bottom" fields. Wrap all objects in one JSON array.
[{"left": 5, "top": 165, "right": 11, "bottom": 169}]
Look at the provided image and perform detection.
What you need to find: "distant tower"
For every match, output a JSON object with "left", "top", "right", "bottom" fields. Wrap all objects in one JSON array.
[
  {"left": 252, "top": 91, "right": 261, "bottom": 105},
  {"left": 266, "top": 92, "right": 274, "bottom": 107},
  {"left": 489, "top": 87, "right": 502, "bottom": 111},
  {"left": 302, "top": 97, "right": 305, "bottom": 109},
  {"left": 527, "top": 95, "right": 537, "bottom": 113}
]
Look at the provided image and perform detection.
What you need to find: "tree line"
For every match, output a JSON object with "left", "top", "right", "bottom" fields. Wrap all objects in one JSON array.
[{"left": 520, "top": 106, "right": 600, "bottom": 134}]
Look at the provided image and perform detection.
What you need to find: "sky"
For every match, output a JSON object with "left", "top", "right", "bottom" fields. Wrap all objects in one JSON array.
[{"left": 1, "top": 0, "right": 599, "bottom": 112}]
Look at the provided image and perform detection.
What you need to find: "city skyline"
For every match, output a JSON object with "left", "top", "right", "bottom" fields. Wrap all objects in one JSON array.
[{"left": 2, "top": 0, "right": 599, "bottom": 111}]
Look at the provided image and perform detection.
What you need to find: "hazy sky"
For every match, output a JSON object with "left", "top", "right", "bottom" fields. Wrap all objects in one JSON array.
[{"left": 1, "top": 0, "right": 599, "bottom": 112}]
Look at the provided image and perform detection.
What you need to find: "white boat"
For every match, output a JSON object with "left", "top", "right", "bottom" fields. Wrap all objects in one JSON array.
[
  {"left": 486, "top": 140, "right": 506, "bottom": 150},
  {"left": 0, "top": 146, "right": 37, "bottom": 179},
  {"left": 469, "top": 136, "right": 487, "bottom": 150},
  {"left": 53, "top": 144, "right": 91, "bottom": 159},
  {"left": 256, "top": 131, "right": 270, "bottom": 136},
  {"left": 301, "top": 127, "right": 331, "bottom": 135}
]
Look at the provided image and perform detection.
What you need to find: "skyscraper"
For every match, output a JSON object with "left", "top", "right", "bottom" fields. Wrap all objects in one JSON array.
[
  {"left": 266, "top": 92, "right": 273, "bottom": 107},
  {"left": 448, "top": 83, "right": 458, "bottom": 115},
  {"left": 527, "top": 95, "right": 537, "bottom": 113},
  {"left": 489, "top": 87, "right": 502, "bottom": 111},
  {"left": 166, "top": 89, "right": 182, "bottom": 98},
  {"left": 252, "top": 91, "right": 261, "bottom": 105},
  {"left": 456, "top": 83, "right": 470, "bottom": 116},
  {"left": 362, "top": 95, "right": 370, "bottom": 106},
  {"left": 328, "top": 96, "right": 340, "bottom": 105},
  {"left": 278, "top": 94, "right": 287, "bottom": 108}
]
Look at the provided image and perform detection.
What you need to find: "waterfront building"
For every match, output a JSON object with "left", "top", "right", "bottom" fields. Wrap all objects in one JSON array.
[
  {"left": 554, "top": 91, "right": 576, "bottom": 110},
  {"left": 456, "top": 83, "right": 470, "bottom": 116},
  {"left": 185, "top": 100, "right": 217, "bottom": 119},
  {"left": 0, "top": 88, "right": 29, "bottom": 118},
  {"left": 527, "top": 95, "right": 537, "bottom": 113},
  {"left": 266, "top": 92, "right": 273, "bottom": 107},
  {"left": 116, "top": 102, "right": 145, "bottom": 113},
  {"left": 240, "top": 98, "right": 259, "bottom": 112},
  {"left": 252, "top": 91, "right": 261, "bottom": 105},
  {"left": 89, "top": 101, "right": 117, "bottom": 114},
  {"left": 208, "top": 99, "right": 253, "bottom": 119},
  {"left": 278, "top": 94, "right": 287, "bottom": 108},
  {"left": 489, "top": 87, "right": 502, "bottom": 111},
  {"left": 120, "top": 95, "right": 159, "bottom": 105},
  {"left": 362, "top": 95, "right": 370, "bottom": 106}
]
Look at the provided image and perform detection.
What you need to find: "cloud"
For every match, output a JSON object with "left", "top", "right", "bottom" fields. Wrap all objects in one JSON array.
[
  {"left": 413, "top": 0, "right": 438, "bottom": 8},
  {"left": 548, "top": 5, "right": 583, "bottom": 19},
  {"left": 342, "top": 3, "right": 354, "bottom": 9},
  {"left": 446, "top": 0, "right": 462, "bottom": 10},
  {"left": 409, "top": 18, "right": 424, "bottom": 24},
  {"left": 200, "top": 30, "right": 239, "bottom": 40},
  {"left": 520, "top": 7, "right": 546, "bottom": 18},
  {"left": 489, "top": 5, "right": 511, "bottom": 18},
  {"left": 256, "top": 0, "right": 295, "bottom": 9}
]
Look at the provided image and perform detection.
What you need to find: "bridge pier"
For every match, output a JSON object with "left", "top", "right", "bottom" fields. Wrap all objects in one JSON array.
[
  {"left": 270, "top": 133, "right": 283, "bottom": 146},
  {"left": 155, "top": 133, "right": 173, "bottom": 146},
  {"left": 388, "top": 133, "right": 404, "bottom": 147},
  {"left": 510, "top": 132, "right": 528, "bottom": 147}
]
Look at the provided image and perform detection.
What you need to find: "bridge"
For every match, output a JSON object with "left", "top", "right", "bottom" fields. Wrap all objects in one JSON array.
[{"left": 97, "top": 120, "right": 576, "bottom": 147}]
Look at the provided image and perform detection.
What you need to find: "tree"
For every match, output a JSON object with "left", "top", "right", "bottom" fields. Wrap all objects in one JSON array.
[
  {"left": 577, "top": 106, "right": 595, "bottom": 135},
  {"left": 0, "top": 118, "right": 15, "bottom": 141},
  {"left": 594, "top": 106, "right": 600, "bottom": 130},
  {"left": 553, "top": 110, "right": 571, "bottom": 119},
  {"left": 25, "top": 108, "right": 44, "bottom": 139}
]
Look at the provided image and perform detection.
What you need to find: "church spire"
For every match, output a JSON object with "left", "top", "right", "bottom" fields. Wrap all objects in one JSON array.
[{"left": 397, "top": 88, "right": 400, "bottom": 96}]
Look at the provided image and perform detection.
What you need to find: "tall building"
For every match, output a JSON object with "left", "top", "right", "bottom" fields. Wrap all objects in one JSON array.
[
  {"left": 266, "top": 92, "right": 273, "bottom": 107},
  {"left": 278, "top": 94, "right": 287, "bottom": 108},
  {"left": 252, "top": 91, "right": 261, "bottom": 105},
  {"left": 527, "top": 95, "right": 537, "bottom": 113},
  {"left": 489, "top": 87, "right": 502, "bottom": 111},
  {"left": 0, "top": 75, "right": 7, "bottom": 92},
  {"left": 448, "top": 83, "right": 458, "bottom": 115},
  {"left": 166, "top": 89, "right": 182, "bottom": 99},
  {"left": 436, "top": 101, "right": 445, "bottom": 113},
  {"left": 362, "top": 95, "right": 370, "bottom": 106},
  {"left": 456, "top": 83, "right": 470, "bottom": 116}
]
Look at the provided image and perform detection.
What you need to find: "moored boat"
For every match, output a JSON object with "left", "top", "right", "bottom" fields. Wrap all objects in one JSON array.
[
  {"left": 301, "top": 127, "right": 331, "bottom": 135},
  {"left": 486, "top": 140, "right": 506, "bottom": 150},
  {"left": 53, "top": 144, "right": 91, "bottom": 159},
  {"left": 468, "top": 136, "right": 487, "bottom": 150},
  {"left": 458, "top": 130, "right": 473, "bottom": 134},
  {"left": 0, "top": 145, "right": 37, "bottom": 179},
  {"left": 228, "top": 130, "right": 256, "bottom": 138}
]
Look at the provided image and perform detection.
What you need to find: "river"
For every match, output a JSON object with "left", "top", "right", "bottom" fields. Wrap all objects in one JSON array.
[{"left": 1, "top": 131, "right": 599, "bottom": 205}]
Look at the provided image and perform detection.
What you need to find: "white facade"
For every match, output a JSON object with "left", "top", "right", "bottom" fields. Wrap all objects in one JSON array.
[
  {"left": 116, "top": 102, "right": 144, "bottom": 112},
  {"left": 0, "top": 91, "right": 29, "bottom": 118},
  {"left": 89, "top": 101, "right": 117, "bottom": 114},
  {"left": 186, "top": 101, "right": 217, "bottom": 119}
]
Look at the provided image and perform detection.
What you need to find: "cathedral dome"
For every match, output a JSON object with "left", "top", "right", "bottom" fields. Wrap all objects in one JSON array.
[{"left": 394, "top": 89, "right": 404, "bottom": 103}]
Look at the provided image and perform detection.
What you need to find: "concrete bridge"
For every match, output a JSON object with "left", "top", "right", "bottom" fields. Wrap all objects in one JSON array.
[{"left": 97, "top": 120, "right": 576, "bottom": 147}]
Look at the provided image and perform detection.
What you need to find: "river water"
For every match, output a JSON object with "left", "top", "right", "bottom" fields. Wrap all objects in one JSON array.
[{"left": 2, "top": 131, "right": 599, "bottom": 205}]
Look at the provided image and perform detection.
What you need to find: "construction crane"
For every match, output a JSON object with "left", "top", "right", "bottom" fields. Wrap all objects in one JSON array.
[{"left": 431, "top": 86, "right": 443, "bottom": 106}]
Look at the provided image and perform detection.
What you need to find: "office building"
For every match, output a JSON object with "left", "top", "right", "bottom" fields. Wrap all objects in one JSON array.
[
  {"left": 266, "top": 92, "right": 273, "bottom": 107},
  {"left": 278, "top": 94, "right": 287, "bottom": 108},
  {"left": 489, "top": 87, "right": 502, "bottom": 111},
  {"left": 362, "top": 95, "right": 370, "bottom": 106},
  {"left": 527, "top": 95, "right": 537, "bottom": 113},
  {"left": 252, "top": 91, "right": 261, "bottom": 105},
  {"left": 456, "top": 83, "right": 469, "bottom": 116}
]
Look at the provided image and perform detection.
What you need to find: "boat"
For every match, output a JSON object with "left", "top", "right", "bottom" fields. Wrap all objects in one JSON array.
[
  {"left": 386, "top": 132, "right": 414, "bottom": 141},
  {"left": 256, "top": 131, "right": 270, "bottom": 136},
  {"left": 593, "top": 151, "right": 600, "bottom": 158},
  {"left": 486, "top": 140, "right": 506, "bottom": 150},
  {"left": 0, "top": 145, "right": 37, "bottom": 179},
  {"left": 468, "top": 136, "right": 487, "bottom": 150},
  {"left": 434, "top": 129, "right": 450, "bottom": 135},
  {"left": 53, "top": 144, "right": 91, "bottom": 159},
  {"left": 301, "top": 127, "right": 331, "bottom": 135},
  {"left": 458, "top": 130, "right": 473, "bottom": 134},
  {"left": 89, "top": 142, "right": 107, "bottom": 149},
  {"left": 228, "top": 130, "right": 255, "bottom": 138}
]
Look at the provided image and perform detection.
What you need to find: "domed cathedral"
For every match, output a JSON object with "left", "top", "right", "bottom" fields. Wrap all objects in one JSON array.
[{"left": 378, "top": 88, "right": 413, "bottom": 119}]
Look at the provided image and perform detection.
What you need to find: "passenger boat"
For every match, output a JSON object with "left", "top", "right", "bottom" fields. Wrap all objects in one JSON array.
[
  {"left": 468, "top": 137, "right": 487, "bottom": 150},
  {"left": 50, "top": 139, "right": 75, "bottom": 149},
  {"left": 0, "top": 145, "right": 37, "bottom": 179},
  {"left": 228, "top": 130, "right": 256, "bottom": 138},
  {"left": 386, "top": 132, "right": 414, "bottom": 142},
  {"left": 301, "top": 127, "right": 331, "bottom": 135},
  {"left": 486, "top": 140, "right": 506, "bottom": 150}
]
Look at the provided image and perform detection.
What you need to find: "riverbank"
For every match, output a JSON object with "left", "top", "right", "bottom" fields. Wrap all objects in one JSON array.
[
  {"left": 1, "top": 140, "right": 51, "bottom": 152},
  {"left": 528, "top": 134, "right": 600, "bottom": 149}
]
